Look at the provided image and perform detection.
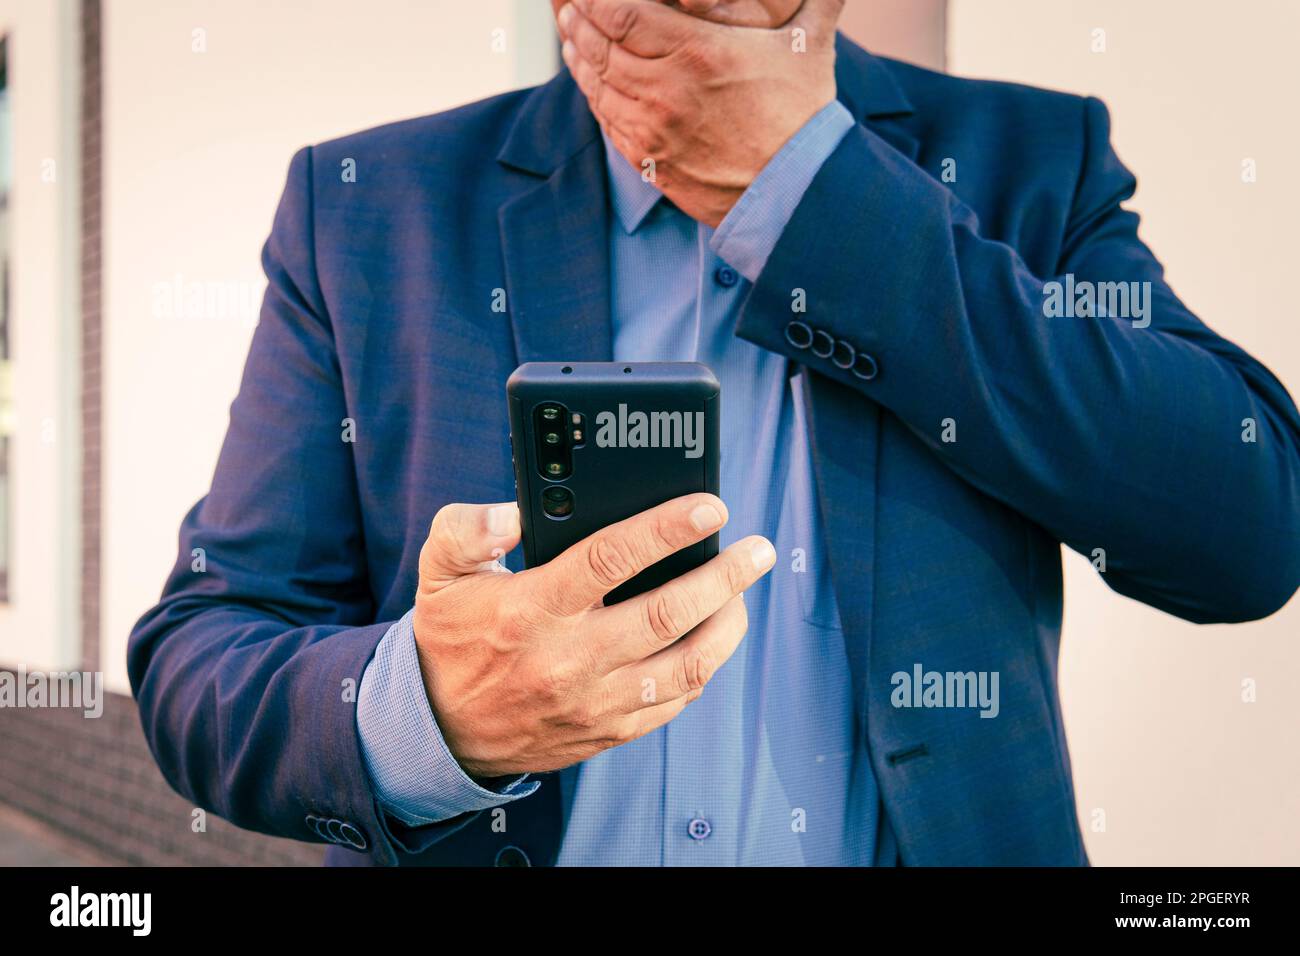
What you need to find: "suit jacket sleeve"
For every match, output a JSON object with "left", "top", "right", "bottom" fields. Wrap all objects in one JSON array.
[
  {"left": 127, "top": 146, "right": 469, "bottom": 863},
  {"left": 735, "top": 95, "right": 1300, "bottom": 623}
]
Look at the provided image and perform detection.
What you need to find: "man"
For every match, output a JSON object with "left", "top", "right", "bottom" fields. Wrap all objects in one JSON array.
[{"left": 129, "top": 0, "right": 1300, "bottom": 866}]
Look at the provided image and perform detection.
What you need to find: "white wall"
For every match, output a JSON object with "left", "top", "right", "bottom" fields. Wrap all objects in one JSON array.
[
  {"left": 99, "top": 0, "right": 557, "bottom": 692},
  {"left": 839, "top": 0, "right": 945, "bottom": 70},
  {"left": 951, "top": 0, "right": 1300, "bottom": 865},
  {"left": 0, "top": 0, "right": 81, "bottom": 672}
]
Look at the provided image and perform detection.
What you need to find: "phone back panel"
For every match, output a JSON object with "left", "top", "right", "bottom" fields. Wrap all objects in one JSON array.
[{"left": 508, "top": 362, "right": 720, "bottom": 604}]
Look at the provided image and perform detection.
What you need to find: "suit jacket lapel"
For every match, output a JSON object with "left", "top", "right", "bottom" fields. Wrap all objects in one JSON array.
[
  {"left": 835, "top": 34, "right": 921, "bottom": 162},
  {"left": 497, "top": 75, "right": 612, "bottom": 366}
]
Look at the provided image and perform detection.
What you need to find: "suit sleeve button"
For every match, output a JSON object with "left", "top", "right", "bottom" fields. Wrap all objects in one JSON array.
[
  {"left": 339, "top": 823, "right": 368, "bottom": 850},
  {"left": 784, "top": 320, "right": 813, "bottom": 349},
  {"left": 851, "top": 352, "right": 879, "bottom": 380},
  {"left": 810, "top": 329, "right": 835, "bottom": 359}
]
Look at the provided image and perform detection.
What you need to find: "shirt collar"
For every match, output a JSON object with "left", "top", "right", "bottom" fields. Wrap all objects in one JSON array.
[{"left": 601, "top": 131, "right": 664, "bottom": 234}]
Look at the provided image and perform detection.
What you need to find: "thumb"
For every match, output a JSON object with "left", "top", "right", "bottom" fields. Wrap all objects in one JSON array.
[{"left": 419, "top": 501, "right": 521, "bottom": 593}]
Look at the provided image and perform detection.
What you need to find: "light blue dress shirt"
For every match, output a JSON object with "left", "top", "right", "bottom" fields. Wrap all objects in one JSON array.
[{"left": 357, "top": 101, "right": 893, "bottom": 865}]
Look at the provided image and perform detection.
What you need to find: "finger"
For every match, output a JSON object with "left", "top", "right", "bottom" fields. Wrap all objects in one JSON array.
[
  {"left": 570, "top": 0, "right": 710, "bottom": 59},
  {"left": 572, "top": 682, "right": 698, "bottom": 756},
  {"left": 603, "top": 593, "right": 746, "bottom": 714},
  {"left": 532, "top": 492, "right": 728, "bottom": 616},
  {"left": 560, "top": 692, "right": 695, "bottom": 759},
  {"left": 562, "top": 37, "right": 643, "bottom": 135},
  {"left": 620, "top": 681, "right": 703, "bottom": 742},
  {"left": 594, "top": 533, "right": 774, "bottom": 668},
  {"left": 560, "top": 3, "right": 656, "bottom": 97},
  {"left": 418, "top": 502, "right": 520, "bottom": 593},
  {"left": 552, "top": 666, "right": 710, "bottom": 762}
]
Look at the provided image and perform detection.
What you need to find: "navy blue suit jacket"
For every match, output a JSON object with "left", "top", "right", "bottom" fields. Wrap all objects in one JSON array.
[{"left": 129, "top": 38, "right": 1300, "bottom": 866}]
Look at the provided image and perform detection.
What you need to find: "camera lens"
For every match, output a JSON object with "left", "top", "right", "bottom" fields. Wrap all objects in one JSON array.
[
  {"left": 534, "top": 403, "right": 571, "bottom": 480},
  {"left": 541, "top": 486, "right": 574, "bottom": 518}
]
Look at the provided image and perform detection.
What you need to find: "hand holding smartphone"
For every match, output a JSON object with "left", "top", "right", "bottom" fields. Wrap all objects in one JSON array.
[
  {"left": 403, "top": 361, "right": 774, "bottom": 780},
  {"left": 508, "top": 361, "right": 721, "bottom": 604}
]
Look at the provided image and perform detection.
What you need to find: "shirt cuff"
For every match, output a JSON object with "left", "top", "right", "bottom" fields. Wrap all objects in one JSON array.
[
  {"left": 356, "top": 609, "right": 538, "bottom": 827},
  {"left": 711, "top": 99, "right": 856, "bottom": 283}
]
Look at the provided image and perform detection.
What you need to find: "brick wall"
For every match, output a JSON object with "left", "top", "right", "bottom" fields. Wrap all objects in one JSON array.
[{"left": 0, "top": 675, "right": 323, "bottom": 866}]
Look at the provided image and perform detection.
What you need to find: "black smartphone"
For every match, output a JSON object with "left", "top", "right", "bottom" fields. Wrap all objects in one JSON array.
[{"left": 507, "top": 361, "right": 721, "bottom": 605}]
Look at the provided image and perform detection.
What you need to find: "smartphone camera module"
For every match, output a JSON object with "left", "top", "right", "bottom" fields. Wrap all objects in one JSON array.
[
  {"left": 541, "top": 485, "right": 574, "bottom": 518},
  {"left": 534, "top": 403, "right": 573, "bottom": 479}
]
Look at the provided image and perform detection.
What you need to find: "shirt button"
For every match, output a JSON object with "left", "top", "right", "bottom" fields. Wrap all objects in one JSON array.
[
  {"left": 687, "top": 817, "right": 713, "bottom": 841},
  {"left": 494, "top": 845, "right": 532, "bottom": 867},
  {"left": 713, "top": 265, "right": 739, "bottom": 288}
]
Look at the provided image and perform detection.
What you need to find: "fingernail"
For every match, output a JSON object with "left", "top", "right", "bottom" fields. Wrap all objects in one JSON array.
[
  {"left": 689, "top": 503, "right": 723, "bottom": 532},
  {"left": 557, "top": 3, "right": 575, "bottom": 30},
  {"left": 750, "top": 538, "right": 776, "bottom": 571},
  {"left": 487, "top": 504, "right": 517, "bottom": 537},
  {"left": 561, "top": 39, "right": 575, "bottom": 62}
]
